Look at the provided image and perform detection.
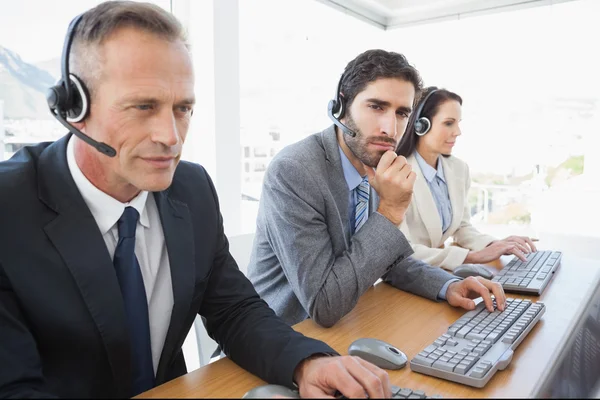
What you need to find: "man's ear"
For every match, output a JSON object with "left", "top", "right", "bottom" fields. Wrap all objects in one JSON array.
[{"left": 71, "top": 120, "right": 86, "bottom": 133}]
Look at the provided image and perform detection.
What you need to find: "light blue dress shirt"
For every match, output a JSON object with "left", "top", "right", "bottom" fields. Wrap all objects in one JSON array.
[
  {"left": 338, "top": 146, "right": 455, "bottom": 299},
  {"left": 415, "top": 151, "right": 453, "bottom": 234}
]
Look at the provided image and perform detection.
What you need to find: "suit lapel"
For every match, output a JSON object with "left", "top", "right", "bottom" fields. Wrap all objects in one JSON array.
[
  {"left": 321, "top": 126, "right": 352, "bottom": 243},
  {"left": 441, "top": 156, "right": 462, "bottom": 242},
  {"left": 38, "top": 135, "right": 131, "bottom": 397},
  {"left": 154, "top": 192, "right": 195, "bottom": 382},
  {"left": 409, "top": 154, "right": 443, "bottom": 246}
]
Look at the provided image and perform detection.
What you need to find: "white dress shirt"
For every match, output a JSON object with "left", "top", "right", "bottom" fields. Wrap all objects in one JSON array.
[{"left": 66, "top": 137, "right": 174, "bottom": 374}]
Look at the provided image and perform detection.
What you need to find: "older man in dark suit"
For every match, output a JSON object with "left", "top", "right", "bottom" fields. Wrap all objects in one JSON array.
[{"left": 0, "top": 2, "right": 392, "bottom": 398}]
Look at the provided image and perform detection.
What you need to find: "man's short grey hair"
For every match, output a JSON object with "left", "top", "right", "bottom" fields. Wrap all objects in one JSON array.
[{"left": 70, "top": 1, "right": 189, "bottom": 98}]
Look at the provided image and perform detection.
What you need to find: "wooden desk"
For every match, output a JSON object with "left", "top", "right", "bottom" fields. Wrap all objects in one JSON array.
[{"left": 138, "top": 250, "right": 600, "bottom": 398}]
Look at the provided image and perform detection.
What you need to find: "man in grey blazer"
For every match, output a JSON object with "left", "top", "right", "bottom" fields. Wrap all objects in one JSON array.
[{"left": 248, "top": 49, "right": 505, "bottom": 328}]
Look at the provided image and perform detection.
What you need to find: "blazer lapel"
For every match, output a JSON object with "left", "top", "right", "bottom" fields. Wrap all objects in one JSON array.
[
  {"left": 409, "top": 154, "right": 443, "bottom": 246},
  {"left": 321, "top": 126, "right": 352, "bottom": 243},
  {"left": 38, "top": 135, "right": 131, "bottom": 397},
  {"left": 154, "top": 191, "right": 195, "bottom": 382},
  {"left": 441, "top": 156, "right": 462, "bottom": 242}
]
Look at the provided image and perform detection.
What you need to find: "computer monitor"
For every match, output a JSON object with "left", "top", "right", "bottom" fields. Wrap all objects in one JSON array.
[{"left": 531, "top": 270, "right": 600, "bottom": 398}]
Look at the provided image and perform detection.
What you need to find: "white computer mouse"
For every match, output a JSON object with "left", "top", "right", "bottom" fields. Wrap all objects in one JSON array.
[
  {"left": 242, "top": 384, "right": 300, "bottom": 399},
  {"left": 453, "top": 264, "right": 494, "bottom": 280},
  {"left": 348, "top": 338, "right": 408, "bottom": 370}
]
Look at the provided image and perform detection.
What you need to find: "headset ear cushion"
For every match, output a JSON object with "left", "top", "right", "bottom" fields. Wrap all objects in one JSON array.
[
  {"left": 329, "top": 98, "right": 345, "bottom": 120},
  {"left": 328, "top": 99, "right": 338, "bottom": 115},
  {"left": 337, "top": 97, "right": 345, "bottom": 119},
  {"left": 415, "top": 117, "right": 431, "bottom": 136},
  {"left": 66, "top": 74, "right": 90, "bottom": 123}
]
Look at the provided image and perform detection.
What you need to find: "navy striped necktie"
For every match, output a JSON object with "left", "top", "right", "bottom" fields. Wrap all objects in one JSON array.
[
  {"left": 354, "top": 177, "right": 370, "bottom": 233},
  {"left": 113, "top": 206, "right": 155, "bottom": 396}
]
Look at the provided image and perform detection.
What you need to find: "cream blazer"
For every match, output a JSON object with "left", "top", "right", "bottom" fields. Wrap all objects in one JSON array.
[{"left": 399, "top": 154, "right": 497, "bottom": 271}]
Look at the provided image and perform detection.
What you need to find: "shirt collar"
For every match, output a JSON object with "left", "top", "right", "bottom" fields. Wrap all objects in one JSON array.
[
  {"left": 415, "top": 151, "right": 446, "bottom": 183},
  {"left": 66, "top": 136, "right": 150, "bottom": 235},
  {"left": 338, "top": 146, "right": 365, "bottom": 191}
]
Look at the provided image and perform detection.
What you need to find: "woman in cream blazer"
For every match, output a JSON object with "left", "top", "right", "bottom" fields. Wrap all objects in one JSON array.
[{"left": 396, "top": 87, "right": 536, "bottom": 271}]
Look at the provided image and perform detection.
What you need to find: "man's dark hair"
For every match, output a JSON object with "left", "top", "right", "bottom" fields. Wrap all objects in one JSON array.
[
  {"left": 396, "top": 86, "right": 463, "bottom": 158},
  {"left": 339, "top": 49, "right": 423, "bottom": 110}
]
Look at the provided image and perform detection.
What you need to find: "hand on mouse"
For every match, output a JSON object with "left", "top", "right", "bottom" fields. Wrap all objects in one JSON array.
[
  {"left": 446, "top": 276, "right": 506, "bottom": 312},
  {"left": 293, "top": 354, "right": 392, "bottom": 398}
]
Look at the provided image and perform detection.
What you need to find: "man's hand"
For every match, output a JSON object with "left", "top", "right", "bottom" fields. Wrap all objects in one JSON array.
[
  {"left": 293, "top": 355, "right": 391, "bottom": 398},
  {"left": 446, "top": 276, "right": 506, "bottom": 312},
  {"left": 366, "top": 151, "right": 416, "bottom": 226}
]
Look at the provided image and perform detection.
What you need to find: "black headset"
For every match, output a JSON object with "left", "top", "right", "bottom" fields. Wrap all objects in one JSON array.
[
  {"left": 413, "top": 88, "right": 439, "bottom": 136},
  {"left": 327, "top": 74, "right": 356, "bottom": 137},
  {"left": 46, "top": 14, "right": 117, "bottom": 157}
]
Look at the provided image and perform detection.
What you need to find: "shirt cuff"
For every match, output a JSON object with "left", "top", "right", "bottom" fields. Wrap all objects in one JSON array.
[{"left": 438, "top": 278, "right": 461, "bottom": 300}]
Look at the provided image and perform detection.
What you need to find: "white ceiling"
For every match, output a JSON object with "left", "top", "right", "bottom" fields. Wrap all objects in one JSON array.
[{"left": 315, "top": 0, "right": 578, "bottom": 29}]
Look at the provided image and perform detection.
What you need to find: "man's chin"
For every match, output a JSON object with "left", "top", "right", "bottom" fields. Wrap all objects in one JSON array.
[
  {"left": 362, "top": 151, "right": 386, "bottom": 169},
  {"left": 135, "top": 172, "right": 175, "bottom": 192}
]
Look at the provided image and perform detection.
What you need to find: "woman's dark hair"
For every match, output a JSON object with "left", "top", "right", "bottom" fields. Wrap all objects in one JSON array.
[
  {"left": 339, "top": 49, "right": 423, "bottom": 110},
  {"left": 396, "top": 86, "right": 462, "bottom": 158}
]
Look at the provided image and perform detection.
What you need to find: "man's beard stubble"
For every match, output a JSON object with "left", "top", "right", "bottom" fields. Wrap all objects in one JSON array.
[{"left": 343, "top": 113, "right": 397, "bottom": 168}]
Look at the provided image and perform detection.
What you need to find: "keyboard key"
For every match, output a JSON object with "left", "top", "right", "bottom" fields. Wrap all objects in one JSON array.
[
  {"left": 398, "top": 388, "right": 413, "bottom": 397},
  {"left": 469, "top": 367, "right": 487, "bottom": 378},
  {"left": 456, "top": 326, "right": 472, "bottom": 339},
  {"left": 454, "top": 363, "right": 469, "bottom": 375},
  {"left": 412, "top": 355, "right": 434, "bottom": 367},
  {"left": 466, "top": 332, "right": 487, "bottom": 340},
  {"left": 432, "top": 360, "right": 456, "bottom": 372},
  {"left": 433, "top": 349, "right": 445, "bottom": 357},
  {"left": 413, "top": 390, "right": 426, "bottom": 397},
  {"left": 486, "top": 332, "right": 500, "bottom": 343},
  {"left": 502, "top": 334, "right": 517, "bottom": 343},
  {"left": 423, "top": 345, "right": 437, "bottom": 354},
  {"left": 460, "top": 357, "right": 477, "bottom": 369}
]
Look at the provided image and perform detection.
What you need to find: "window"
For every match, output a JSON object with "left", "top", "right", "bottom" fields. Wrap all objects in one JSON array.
[
  {"left": 0, "top": 0, "right": 171, "bottom": 162},
  {"left": 238, "top": 0, "right": 385, "bottom": 233},
  {"left": 382, "top": 0, "right": 600, "bottom": 239},
  {"left": 237, "top": 0, "right": 600, "bottom": 240}
]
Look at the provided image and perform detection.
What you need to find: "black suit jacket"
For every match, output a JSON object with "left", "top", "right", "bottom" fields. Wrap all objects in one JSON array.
[{"left": 0, "top": 135, "right": 334, "bottom": 398}]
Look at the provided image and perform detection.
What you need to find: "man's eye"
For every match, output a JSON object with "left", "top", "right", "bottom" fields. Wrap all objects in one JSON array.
[{"left": 136, "top": 104, "right": 153, "bottom": 111}]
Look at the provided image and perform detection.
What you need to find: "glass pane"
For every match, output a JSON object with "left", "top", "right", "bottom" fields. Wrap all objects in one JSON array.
[
  {"left": 384, "top": 0, "right": 600, "bottom": 241},
  {"left": 238, "top": 0, "right": 384, "bottom": 232},
  {"left": 0, "top": 0, "right": 171, "bottom": 161}
]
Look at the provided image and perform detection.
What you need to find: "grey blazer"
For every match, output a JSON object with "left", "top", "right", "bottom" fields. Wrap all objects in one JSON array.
[{"left": 248, "top": 126, "right": 456, "bottom": 327}]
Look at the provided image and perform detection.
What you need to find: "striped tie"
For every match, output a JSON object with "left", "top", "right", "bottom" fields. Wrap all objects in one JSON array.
[{"left": 354, "top": 177, "right": 370, "bottom": 233}]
